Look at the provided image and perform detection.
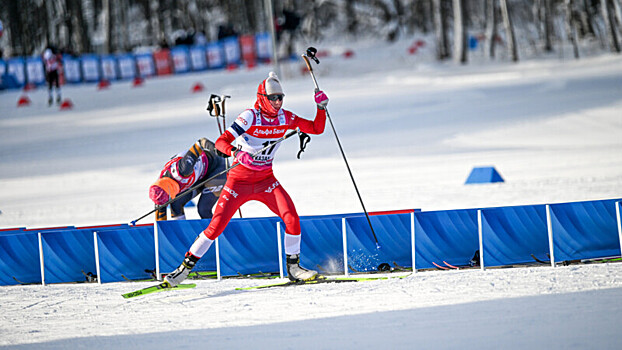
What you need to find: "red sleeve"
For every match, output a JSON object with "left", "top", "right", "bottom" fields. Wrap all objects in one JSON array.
[
  {"left": 287, "top": 108, "right": 326, "bottom": 135},
  {"left": 215, "top": 130, "right": 237, "bottom": 156}
]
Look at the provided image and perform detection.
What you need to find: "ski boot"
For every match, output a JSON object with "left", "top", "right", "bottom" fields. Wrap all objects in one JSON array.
[
  {"left": 48, "top": 97, "right": 53, "bottom": 106},
  {"left": 164, "top": 252, "right": 199, "bottom": 287},
  {"left": 286, "top": 254, "right": 319, "bottom": 281}
]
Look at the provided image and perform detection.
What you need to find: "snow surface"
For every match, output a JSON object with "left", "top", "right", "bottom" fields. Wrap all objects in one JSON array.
[{"left": 1, "top": 40, "right": 622, "bottom": 349}]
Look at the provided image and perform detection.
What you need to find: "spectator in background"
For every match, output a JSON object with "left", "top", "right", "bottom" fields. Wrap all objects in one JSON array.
[
  {"left": 217, "top": 23, "right": 237, "bottom": 40},
  {"left": 42, "top": 47, "right": 62, "bottom": 106},
  {"left": 276, "top": 9, "right": 301, "bottom": 60}
]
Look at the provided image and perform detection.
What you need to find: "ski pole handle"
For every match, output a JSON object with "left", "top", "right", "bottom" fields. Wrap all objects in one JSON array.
[{"left": 301, "top": 54, "right": 320, "bottom": 92}]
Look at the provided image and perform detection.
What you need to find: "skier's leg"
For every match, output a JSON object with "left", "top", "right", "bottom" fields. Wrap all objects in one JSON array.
[
  {"left": 257, "top": 180, "right": 317, "bottom": 281},
  {"left": 46, "top": 73, "right": 53, "bottom": 106},
  {"left": 53, "top": 72, "right": 61, "bottom": 103},
  {"left": 165, "top": 182, "right": 249, "bottom": 286},
  {"left": 169, "top": 189, "right": 193, "bottom": 219},
  {"left": 197, "top": 190, "right": 218, "bottom": 219}
]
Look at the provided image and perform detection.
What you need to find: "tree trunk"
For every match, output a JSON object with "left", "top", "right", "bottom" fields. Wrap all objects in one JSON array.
[
  {"left": 612, "top": 0, "right": 622, "bottom": 29},
  {"left": 150, "top": 0, "right": 163, "bottom": 46},
  {"left": 565, "top": 0, "right": 580, "bottom": 58},
  {"left": 601, "top": 0, "right": 621, "bottom": 52},
  {"left": 453, "top": 0, "right": 468, "bottom": 64},
  {"left": 543, "top": 0, "right": 554, "bottom": 52},
  {"left": 345, "top": 1, "right": 358, "bottom": 34},
  {"left": 500, "top": 0, "right": 519, "bottom": 62},
  {"left": 486, "top": 0, "right": 498, "bottom": 58},
  {"left": 433, "top": 0, "right": 450, "bottom": 60},
  {"left": 579, "top": 0, "right": 597, "bottom": 37},
  {"left": 45, "top": 0, "right": 57, "bottom": 47}
]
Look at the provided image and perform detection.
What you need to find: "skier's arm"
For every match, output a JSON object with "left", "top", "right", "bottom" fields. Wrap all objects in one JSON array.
[
  {"left": 215, "top": 110, "right": 253, "bottom": 157},
  {"left": 289, "top": 108, "right": 326, "bottom": 135},
  {"left": 215, "top": 131, "right": 238, "bottom": 157},
  {"left": 177, "top": 140, "right": 206, "bottom": 177}
]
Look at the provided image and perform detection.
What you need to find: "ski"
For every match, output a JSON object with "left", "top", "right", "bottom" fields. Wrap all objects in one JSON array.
[
  {"left": 432, "top": 262, "right": 450, "bottom": 270},
  {"left": 122, "top": 282, "right": 196, "bottom": 299},
  {"left": 236, "top": 274, "right": 411, "bottom": 291},
  {"left": 443, "top": 261, "right": 460, "bottom": 269},
  {"left": 530, "top": 254, "right": 550, "bottom": 264}
]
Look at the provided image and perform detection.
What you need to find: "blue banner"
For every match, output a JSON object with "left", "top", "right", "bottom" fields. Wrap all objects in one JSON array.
[
  {"left": 25, "top": 57, "right": 45, "bottom": 85},
  {"left": 189, "top": 45, "right": 208, "bottom": 71},
  {"left": 81, "top": 54, "right": 101, "bottom": 82},
  {"left": 255, "top": 32, "right": 272, "bottom": 61},
  {"left": 7, "top": 57, "right": 26, "bottom": 87},
  {"left": 62, "top": 55, "right": 82, "bottom": 83},
  {"left": 171, "top": 46, "right": 191, "bottom": 73},
  {"left": 135, "top": 53, "right": 155, "bottom": 77},
  {"left": 222, "top": 36, "right": 241, "bottom": 66},
  {"left": 100, "top": 55, "right": 118, "bottom": 81},
  {"left": 206, "top": 42, "right": 224, "bottom": 69},
  {"left": 116, "top": 54, "right": 136, "bottom": 80}
]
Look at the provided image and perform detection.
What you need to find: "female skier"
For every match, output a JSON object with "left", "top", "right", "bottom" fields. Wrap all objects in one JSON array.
[
  {"left": 149, "top": 137, "right": 227, "bottom": 220},
  {"left": 165, "top": 72, "right": 329, "bottom": 285}
]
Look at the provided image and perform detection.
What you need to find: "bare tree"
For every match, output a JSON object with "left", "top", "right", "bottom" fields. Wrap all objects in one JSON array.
[
  {"left": 565, "top": 0, "right": 580, "bottom": 58},
  {"left": 542, "top": 0, "right": 554, "bottom": 52},
  {"left": 486, "top": 0, "right": 498, "bottom": 58},
  {"left": 500, "top": 0, "right": 519, "bottom": 62},
  {"left": 433, "top": 0, "right": 450, "bottom": 60},
  {"left": 453, "top": 0, "right": 468, "bottom": 63},
  {"left": 601, "top": 0, "right": 621, "bottom": 52}
]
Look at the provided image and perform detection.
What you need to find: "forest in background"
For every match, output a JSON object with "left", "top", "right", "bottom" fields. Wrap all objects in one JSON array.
[{"left": 0, "top": 0, "right": 621, "bottom": 63}]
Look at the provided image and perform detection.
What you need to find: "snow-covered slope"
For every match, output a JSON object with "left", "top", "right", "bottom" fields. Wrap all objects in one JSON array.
[{"left": 0, "top": 41, "right": 621, "bottom": 348}]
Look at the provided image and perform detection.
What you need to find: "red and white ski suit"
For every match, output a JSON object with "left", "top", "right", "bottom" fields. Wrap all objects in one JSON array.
[{"left": 202, "top": 106, "right": 326, "bottom": 241}]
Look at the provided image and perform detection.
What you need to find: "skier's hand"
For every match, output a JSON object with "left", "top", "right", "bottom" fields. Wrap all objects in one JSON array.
[
  {"left": 149, "top": 177, "right": 179, "bottom": 205},
  {"left": 233, "top": 150, "right": 265, "bottom": 171},
  {"left": 149, "top": 184, "right": 169, "bottom": 205},
  {"left": 233, "top": 150, "right": 254, "bottom": 166},
  {"left": 314, "top": 90, "right": 329, "bottom": 109}
]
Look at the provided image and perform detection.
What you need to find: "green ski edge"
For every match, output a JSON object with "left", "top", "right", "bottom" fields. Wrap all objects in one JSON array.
[
  {"left": 122, "top": 282, "right": 197, "bottom": 299},
  {"left": 235, "top": 274, "right": 411, "bottom": 291}
]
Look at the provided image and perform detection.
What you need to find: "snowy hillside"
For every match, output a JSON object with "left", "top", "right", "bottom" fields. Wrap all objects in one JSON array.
[{"left": 1, "top": 40, "right": 621, "bottom": 349}]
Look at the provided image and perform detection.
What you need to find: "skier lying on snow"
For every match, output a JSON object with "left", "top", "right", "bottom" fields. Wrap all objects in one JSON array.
[
  {"left": 165, "top": 71, "right": 329, "bottom": 285},
  {"left": 149, "top": 138, "right": 227, "bottom": 220}
]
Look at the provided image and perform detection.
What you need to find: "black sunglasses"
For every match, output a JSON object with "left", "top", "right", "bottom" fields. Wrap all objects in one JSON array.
[{"left": 263, "top": 94, "right": 284, "bottom": 101}]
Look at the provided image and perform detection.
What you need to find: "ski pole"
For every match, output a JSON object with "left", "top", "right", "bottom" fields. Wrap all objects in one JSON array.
[
  {"left": 131, "top": 128, "right": 301, "bottom": 225},
  {"left": 206, "top": 94, "right": 242, "bottom": 218},
  {"left": 302, "top": 47, "right": 381, "bottom": 249}
]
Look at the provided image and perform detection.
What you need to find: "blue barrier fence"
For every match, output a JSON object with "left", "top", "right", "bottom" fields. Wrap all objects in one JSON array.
[
  {"left": 347, "top": 213, "right": 413, "bottom": 272},
  {"left": 1, "top": 199, "right": 621, "bottom": 285},
  {"left": 414, "top": 209, "right": 479, "bottom": 269},
  {"left": 218, "top": 217, "right": 281, "bottom": 277},
  {"left": 479, "top": 205, "right": 550, "bottom": 267},
  {"left": 0, "top": 33, "right": 272, "bottom": 89},
  {"left": 0, "top": 232, "right": 40, "bottom": 285},
  {"left": 96, "top": 226, "right": 155, "bottom": 283},
  {"left": 549, "top": 199, "right": 622, "bottom": 262}
]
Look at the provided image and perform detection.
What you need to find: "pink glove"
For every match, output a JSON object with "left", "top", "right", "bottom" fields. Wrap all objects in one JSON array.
[
  {"left": 314, "top": 90, "right": 329, "bottom": 109},
  {"left": 149, "top": 185, "right": 169, "bottom": 205},
  {"left": 234, "top": 150, "right": 265, "bottom": 171}
]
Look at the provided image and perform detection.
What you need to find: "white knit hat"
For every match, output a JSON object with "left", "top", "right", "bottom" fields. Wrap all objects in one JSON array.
[{"left": 265, "top": 71, "right": 283, "bottom": 95}]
